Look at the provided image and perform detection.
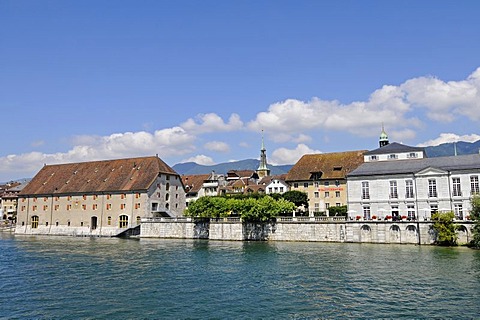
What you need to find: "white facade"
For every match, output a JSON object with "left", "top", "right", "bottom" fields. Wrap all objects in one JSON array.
[
  {"left": 347, "top": 154, "right": 480, "bottom": 221},
  {"left": 265, "top": 179, "right": 289, "bottom": 194}
]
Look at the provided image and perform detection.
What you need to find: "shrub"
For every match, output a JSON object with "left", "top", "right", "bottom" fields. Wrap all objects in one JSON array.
[{"left": 431, "top": 211, "right": 458, "bottom": 246}]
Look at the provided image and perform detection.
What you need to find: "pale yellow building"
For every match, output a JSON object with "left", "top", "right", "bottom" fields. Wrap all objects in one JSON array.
[
  {"left": 16, "top": 156, "right": 186, "bottom": 236},
  {"left": 286, "top": 151, "right": 365, "bottom": 215}
]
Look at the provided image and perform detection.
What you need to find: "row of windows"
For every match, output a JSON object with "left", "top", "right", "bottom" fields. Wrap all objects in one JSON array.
[
  {"left": 29, "top": 215, "right": 139, "bottom": 229},
  {"left": 313, "top": 202, "right": 342, "bottom": 211},
  {"left": 24, "top": 193, "right": 143, "bottom": 202},
  {"left": 361, "top": 176, "right": 480, "bottom": 200},
  {"left": 24, "top": 203, "right": 142, "bottom": 212},
  {"left": 361, "top": 203, "right": 466, "bottom": 220},
  {"left": 293, "top": 181, "right": 341, "bottom": 188},
  {"left": 314, "top": 191, "right": 341, "bottom": 198},
  {"left": 370, "top": 152, "right": 418, "bottom": 161}
]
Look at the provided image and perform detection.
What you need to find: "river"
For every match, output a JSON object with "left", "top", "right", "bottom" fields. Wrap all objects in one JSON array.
[{"left": 1, "top": 233, "right": 479, "bottom": 319}]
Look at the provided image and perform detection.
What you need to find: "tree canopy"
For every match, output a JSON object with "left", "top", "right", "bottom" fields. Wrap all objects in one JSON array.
[
  {"left": 431, "top": 211, "right": 458, "bottom": 246},
  {"left": 469, "top": 195, "right": 480, "bottom": 248},
  {"left": 184, "top": 195, "right": 296, "bottom": 222},
  {"left": 281, "top": 190, "right": 309, "bottom": 208}
]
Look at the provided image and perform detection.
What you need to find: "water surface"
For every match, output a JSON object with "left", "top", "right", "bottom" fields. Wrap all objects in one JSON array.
[{"left": 1, "top": 233, "right": 479, "bottom": 319}]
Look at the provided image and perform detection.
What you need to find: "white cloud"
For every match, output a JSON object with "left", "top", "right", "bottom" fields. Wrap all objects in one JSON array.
[
  {"left": 248, "top": 68, "right": 480, "bottom": 142},
  {"left": 0, "top": 127, "right": 196, "bottom": 180},
  {"left": 270, "top": 144, "right": 323, "bottom": 165},
  {"left": 239, "top": 142, "right": 249, "bottom": 148},
  {"left": 181, "top": 155, "right": 215, "bottom": 165},
  {"left": 204, "top": 141, "right": 230, "bottom": 152},
  {"left": 417, "top": 133, "right": 480, "bottom": 147},
  {"left": 181, "top": 113, "right": 243, "bottom": 134}
]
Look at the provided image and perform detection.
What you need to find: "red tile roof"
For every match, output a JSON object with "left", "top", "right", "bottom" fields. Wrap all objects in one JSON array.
[
  {"left": 181, "top": 174, "right": 210, "bottom": 193},
  {"left": 20, "top": 156, "right": 178, "bottom": 195}
]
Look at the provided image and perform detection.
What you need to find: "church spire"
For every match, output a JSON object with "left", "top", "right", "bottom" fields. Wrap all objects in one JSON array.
[
  {"left": 256, "top": 130, "right": 270, "bottom": 178},
  {"left": 379, "top": 123, "right": 389, "bottom": 147}
]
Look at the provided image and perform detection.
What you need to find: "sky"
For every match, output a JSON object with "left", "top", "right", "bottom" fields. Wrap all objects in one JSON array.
[{"left": 1, "top": 0, "right": 480, "bottom": 181}]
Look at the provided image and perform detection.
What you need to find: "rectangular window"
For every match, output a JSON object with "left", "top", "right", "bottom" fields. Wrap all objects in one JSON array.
[
  {"left": 106, "top": 194, "right": 111, "bottom": 200},
  {"left": 303, "top": 183, "right": 309, "bottom": 188},
  {"left": 362, "top": 182, "right": 370, "bottom": 200},
  {"left": 83, "top": 195, "right": 87, "bottom": 200},
  {"left": 55, "top": 196, "right": 59, "bottom": 201},
  {"left": 407, "top": 205, "right": 415, "bottom": 220},
  {"left": 407, "top": 152, "right": 417, "bottom": 159},
  {"left": 54, "top": 204, "right": 59, "bottom": 211},
  {"left": 405, "top": 180, "right": 414, "bottom": 198},
  {"left": 370, "top": 155, "right": 378, "bottom": 161},
  {"left": 314, "top": 192, "right": 319, "bottom": 198},
  {"left": 336, "top": 203, "right": 341, "bottom": 207},
  {"left": 280, "top": 187, "right": 284, "bottom": 192},
  {"left": 314, "top": 182, "right": 319, "bottom": 187},
  {"left": 452, "top": 177, "right": 462, "bottom": 197},
  {"left": 454, "top": 204, "right": 463, "bottom": 220},
  {"left": 92, "top": 204, "right": 98, "bottom": 210},
  {"left": 21, "top": 205, "right": 25, "bottom": 211},
  {"left": 325, "top": 203, "right": 330, "bottom": 209},
  {"left": 43, "top": 197, "right": 48, "bottom": 202},
  {"left": 314, "top": 203, "right": 319, "bottom": 212},
  {"left": 325, "top": 191, "right": 330, "bottom": 198},
  {"left": 471, "top": 176, "right": 479, "bottom": 195},
  {"left": 82, "top": 204, "right": 86, "bottom": 210},
  {"left": 43, "top": 205, "right": 48, "bottom": 211},
  {"left": 363, "top": 206, "right": 371, "bottom": 220},
  {"left": 121, "top": 194, "right": 126, "bottom": 199},
  {"left": 93, "top": 195, "right": 98, "bottom": 200},
  {"left": 268, "top": 188, "right": 272, "bottom": 193},
  {"left": 106, "top": 203, "right": 112, "bottom": 210},
  {"left": 67, "top": 196, "right": 72, "bottom": 201},
  {"left": 32, "top": 205, "right": 37, "bottom": 211},
  {"left": 67, "top": 204, "right": 72, "bottom": 211},
  {"left": 430, "top": 204, "right": 438, "bottom": 214},
  {"left": 293, "top": 183, "right": 298, "bottom": 188},
  {"left": 324, "top": 181, "right": 330, "bottom": 187},
  {"left": 107, "top": 216, "right": 111, "bottom": 225},
  {"left": 135, "top": 203, "right": 141, "bottom": 209},
  {"left": 389, "top": 154, "right": 398, "bottom": 159},
  {"left": 120, "top": 203, "right": 126, "bottom": 210},
  {"left": 335, "top": 191, "right": 341, "bottom": 198},
  {"left": 390, "top": 181, "right": 398, "bottom": 199},
  {"left": 428, "top": 179, "right": 437, "bottom": 198}
]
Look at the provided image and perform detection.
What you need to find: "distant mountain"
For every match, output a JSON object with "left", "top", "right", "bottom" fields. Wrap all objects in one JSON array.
[
  {"left": 173, "top": 159, "right": 293, "bottom": 176},
  {"left": 425, "top": 140, "right": 480, "bottom": 157}
]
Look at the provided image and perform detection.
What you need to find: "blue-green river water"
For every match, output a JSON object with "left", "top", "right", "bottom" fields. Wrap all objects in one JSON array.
[{"left": 1, "top": 233, "right": 480, "bottom": 319}]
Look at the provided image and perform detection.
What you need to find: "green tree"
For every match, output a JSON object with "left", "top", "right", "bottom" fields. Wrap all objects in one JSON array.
[
  {"left": 431, "top": 211, "right": 458, "bottom": 246},
  {"left": 328, "top": 205, "right": 348, "bottom": 216},
  {"left": 282, "top": 190, "right": 308, "bottom": 209},
  {"left": 469, "top": 195, "right": 480, "bottom": 248}
]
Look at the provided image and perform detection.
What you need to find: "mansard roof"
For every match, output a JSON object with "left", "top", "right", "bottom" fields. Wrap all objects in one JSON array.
[
  {"left": 20, "top": 156, "right": 178, "bottom": 196},
  {"left": 286, "top": 150, "right": 366, "bottom": 182},
  {"left": 348, "top": 153, "right": 480, "bottom": 177},
  {"left": 364, "top": 142, "right": 426, "bottom": 156}
]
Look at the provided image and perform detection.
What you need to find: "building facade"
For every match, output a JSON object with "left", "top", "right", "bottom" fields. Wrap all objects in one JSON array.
[
  {"left": 16, "top": 156, "right": 186, "bottom": 236},
  {"left": 286, "top": 151, "right": 365, "bottom": 215},
  {"left": 347, "top": 142, "right": 480, "bottom": 221}
]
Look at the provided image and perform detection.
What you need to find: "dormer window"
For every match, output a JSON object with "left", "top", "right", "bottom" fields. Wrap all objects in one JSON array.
[{"left": 333, "top": 166, "right": 342, "bottom": 171}]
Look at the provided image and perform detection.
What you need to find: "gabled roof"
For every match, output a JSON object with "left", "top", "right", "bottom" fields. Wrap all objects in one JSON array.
[
  {"left": 364, "top": 142, "right": 426, "bottom": 156},
  {"left": 227, "top": 170, "right": 258, "bottom": 179},
  {"left": 182, "top": 174, "right": 210, "bottom": 194},
  {"left": 20, "top": 156, "right": 178, "bottom": 196},
  {"left": 286, "top": 150, "right": 366, "bottom": 182},
  {"left": 348, "top": 153, "right": 480, "bottom": 177}
]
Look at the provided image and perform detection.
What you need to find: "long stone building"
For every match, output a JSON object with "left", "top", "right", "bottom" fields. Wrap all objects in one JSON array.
[{"left": 16, "top": 156, "right": 186, "bottom": 236}]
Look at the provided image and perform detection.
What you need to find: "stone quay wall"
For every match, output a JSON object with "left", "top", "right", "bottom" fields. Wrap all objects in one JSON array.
[{"left": 140, "top": 217, "right": 474, "bottom": 245}]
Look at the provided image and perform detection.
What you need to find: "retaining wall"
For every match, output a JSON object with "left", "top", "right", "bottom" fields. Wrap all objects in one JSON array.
[{"left": 140, "top": 218, "right": 474, "bottom": 245}]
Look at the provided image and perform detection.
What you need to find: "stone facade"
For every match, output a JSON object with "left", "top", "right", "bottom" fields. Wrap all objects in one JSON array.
[{"left": 140, "top": 218, "right": 474, "bottom": 245}]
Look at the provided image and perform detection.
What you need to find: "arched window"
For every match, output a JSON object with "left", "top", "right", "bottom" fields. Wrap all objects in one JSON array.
[
  {"left": 136, "top": 216, "right": 141, "bottom": 225},
  {"left": 119, "top": 215, "right": 128, "bottom": 228},
  {"left": 31, "top": 216, "right": 39, "bottom": 228}
]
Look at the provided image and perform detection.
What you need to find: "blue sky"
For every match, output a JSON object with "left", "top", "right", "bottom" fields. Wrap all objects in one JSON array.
[{"left": 1, "top": 0, "right": 480, "bottom": 181}]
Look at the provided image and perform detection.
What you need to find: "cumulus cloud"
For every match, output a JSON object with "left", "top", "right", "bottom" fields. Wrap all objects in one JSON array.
[
  {"left": 0, "top": 127, "right": 196, "bottom": 180},
  {"left": 248, "top": 67, "right": 480, "bottom": 142},
  {"left": 417, "top": 133, "right": 480, "bottom": 147},
  {"left": 270, "top": 144, "right": 323, "bottom": 165},
  {"left": 181, "top": 155, "right": 215, "bottom": 165},
  {"left": 181, "top": 113, "right": 243, "bottom": 134},
  {"left": 204, "top": 141, "right": 230, "bottom": 152}
]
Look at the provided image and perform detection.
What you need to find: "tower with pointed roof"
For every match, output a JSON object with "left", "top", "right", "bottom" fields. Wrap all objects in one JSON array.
[
  {"left": 379, "top": 124, "right": 389, "bottom": 147},
  {"left": 256, "top": 131, "right": 271, "bottom": 178}
]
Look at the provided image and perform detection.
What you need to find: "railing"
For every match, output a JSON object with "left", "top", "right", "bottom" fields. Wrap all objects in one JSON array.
[{"left": 277, "top": 216, "right": 347, "bottom": 222}]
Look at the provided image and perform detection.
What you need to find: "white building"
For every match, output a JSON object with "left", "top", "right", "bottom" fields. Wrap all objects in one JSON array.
[{"left": 347, "top": 136, "right": 480, "bottom": 221}]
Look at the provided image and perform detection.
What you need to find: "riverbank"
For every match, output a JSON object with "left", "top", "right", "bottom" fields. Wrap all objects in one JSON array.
[{"left": 140, "top": 217, "right": 474, "bottom": 245}]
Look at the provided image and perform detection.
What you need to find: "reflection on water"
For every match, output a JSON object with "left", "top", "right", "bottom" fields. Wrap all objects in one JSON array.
[{"left": 1, "top": 233, "right": 480, "bottom": 319}]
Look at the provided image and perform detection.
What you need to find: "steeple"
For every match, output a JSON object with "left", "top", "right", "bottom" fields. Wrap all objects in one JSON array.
[
  {"left": 379, "top": 123, "right": 389, "bottom": 148},
  {"left": 256, "top": 130, "right": 270, "bottom": 178}
]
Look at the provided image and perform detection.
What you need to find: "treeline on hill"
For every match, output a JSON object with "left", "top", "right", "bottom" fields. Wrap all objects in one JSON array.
[{"left": 184, "top": 191, "right": 348, "bottom": 221}]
